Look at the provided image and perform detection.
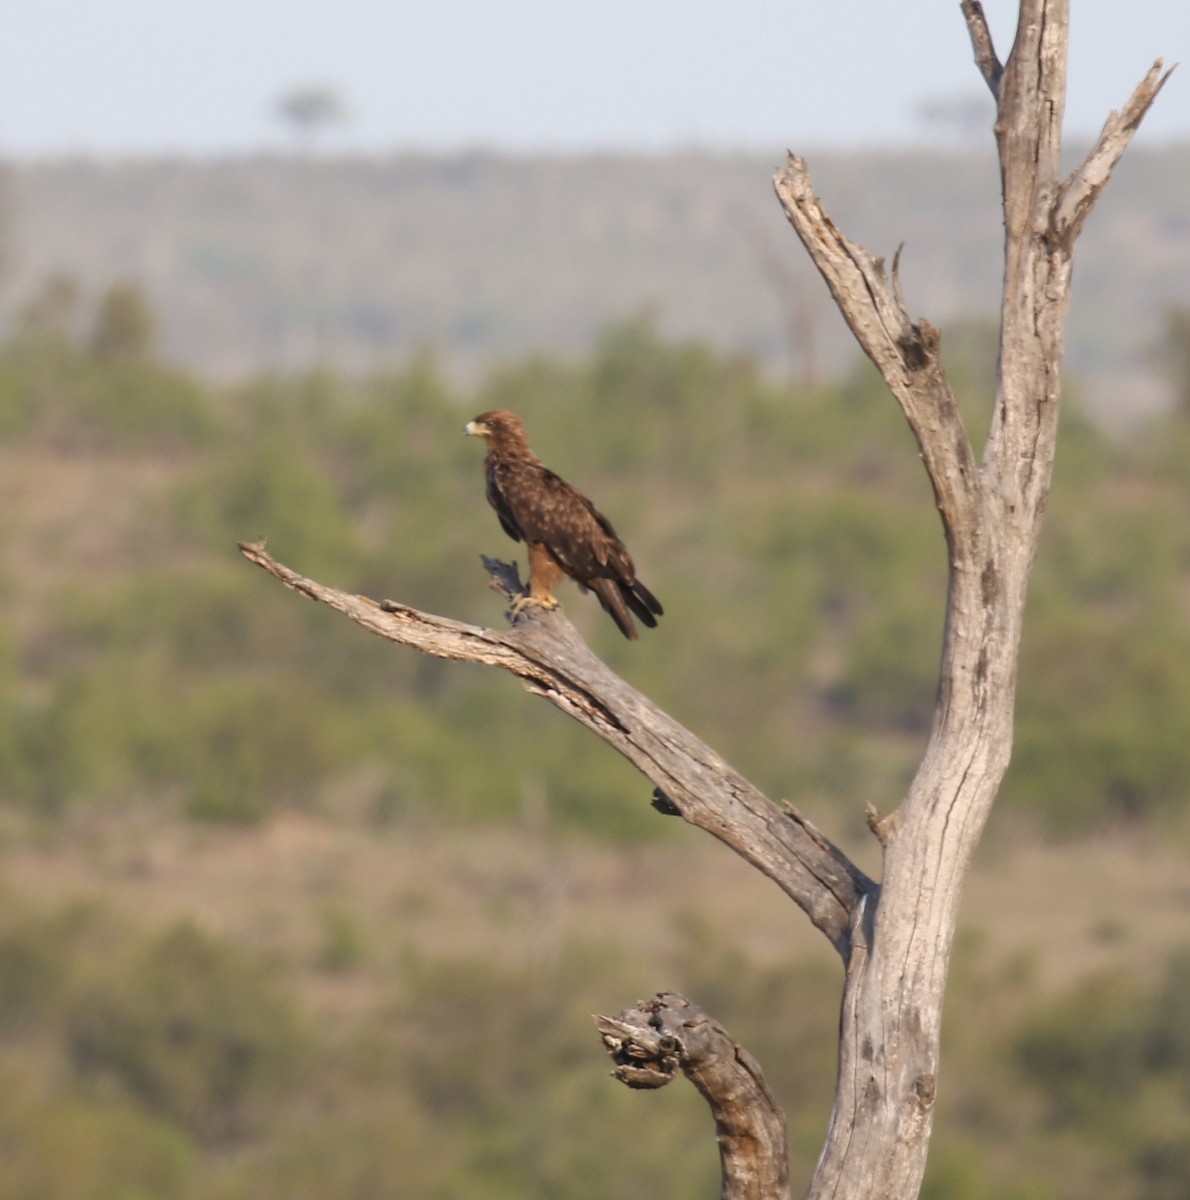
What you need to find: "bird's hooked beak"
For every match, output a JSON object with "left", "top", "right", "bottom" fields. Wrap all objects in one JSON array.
[{"left": 463, "top": 420, "right": 482, "bottom": 437}]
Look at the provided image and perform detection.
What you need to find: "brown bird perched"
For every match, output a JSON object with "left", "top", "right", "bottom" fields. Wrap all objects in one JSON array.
[{"left": 464, "top": 410, "right": 663, "bottom": 639}]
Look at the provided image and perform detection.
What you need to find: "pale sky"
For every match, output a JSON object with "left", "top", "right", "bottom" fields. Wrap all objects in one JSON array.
[{"left": 0, "top": 1, "right": 1184, "bottom": 156}]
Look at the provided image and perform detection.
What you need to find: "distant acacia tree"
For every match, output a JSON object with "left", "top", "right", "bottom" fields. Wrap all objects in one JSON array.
[
  {"left": 243, "top": 3, "right": 1169, "bottom": 1197},
  {"left": 274, "top": 86, "right": 349, "bottom": 151},
  {"left": 914, "top": 92, "right": 990, "bottom": 143},
  {"left": 90, "top": 281, "right": 156, "bottom": 363}
]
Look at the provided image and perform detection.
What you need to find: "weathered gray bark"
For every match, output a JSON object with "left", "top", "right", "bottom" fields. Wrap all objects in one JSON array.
[
  {"left": 596, "top": 994, "right": 790, "bottom": 1200},
  {"left": 240, "top": 3, "right": 1169, "bottom": 1196},
  {"left": 769, "top": 4, "right": 1169, "bottom": 1196}
]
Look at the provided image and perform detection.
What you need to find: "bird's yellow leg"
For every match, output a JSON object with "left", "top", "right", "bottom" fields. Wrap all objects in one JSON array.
[{"left": 516, "top": 545, "right": 563, "bottom": 614}]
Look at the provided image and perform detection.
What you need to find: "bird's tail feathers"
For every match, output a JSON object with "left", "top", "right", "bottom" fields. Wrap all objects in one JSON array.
[
  {"left": 591, "top": 579, "right": 639, "bottom": 640},
  {"left": 626, "top": 581, "right": 663, "bottom": 624},
  {"left": 590, "top": 578, "right": 662, "bottom": 640}
]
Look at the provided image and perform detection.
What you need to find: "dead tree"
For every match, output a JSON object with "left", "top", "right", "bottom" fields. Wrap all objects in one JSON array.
[{"left": 241, "top": 2, "right": 1169, "bottom": 1196}]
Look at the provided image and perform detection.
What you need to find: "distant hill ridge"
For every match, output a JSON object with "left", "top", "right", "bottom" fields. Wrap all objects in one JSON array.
[{"left": 5, "top": 148, "right": 1189, "bottom": 404}]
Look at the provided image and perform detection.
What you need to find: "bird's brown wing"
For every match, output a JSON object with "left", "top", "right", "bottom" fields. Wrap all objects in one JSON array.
[
  {"left": 487, "top": 458, "right": 627, "bottom": 579},
  {"left": 487, "top": 456, "right": 662, "bottom": 638},
  {"left": 485, "top": 461, "right": 526, "bottom": 543}
]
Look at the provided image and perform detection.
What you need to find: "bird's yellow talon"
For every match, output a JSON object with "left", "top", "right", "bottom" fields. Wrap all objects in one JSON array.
[{"left": 510, "top": 593, "right": 560, "bottom": 618}]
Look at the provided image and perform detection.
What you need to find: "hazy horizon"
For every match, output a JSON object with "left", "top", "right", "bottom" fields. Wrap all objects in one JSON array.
[{"left": 2, "top": 1, "right": 1183, "bottom": 158}]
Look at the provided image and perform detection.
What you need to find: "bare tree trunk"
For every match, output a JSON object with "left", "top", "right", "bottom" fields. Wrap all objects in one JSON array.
[
  {"left": 240, "top": 3, "right": 1168, "bottom": 1196},
  {"left": 769, "top": 5, "right": 1169, "bottom": 1194}
]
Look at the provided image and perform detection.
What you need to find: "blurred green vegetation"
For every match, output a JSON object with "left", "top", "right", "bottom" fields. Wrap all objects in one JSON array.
[
  {"left": 0, "top": 285, "right": 1187, "bottom": 1197},
  {"left": 2, "top": 880, "right": 1190, "bottom": 1200},
  {"left": 0, "top": 292, "right": 1187, "bottom": 839}
]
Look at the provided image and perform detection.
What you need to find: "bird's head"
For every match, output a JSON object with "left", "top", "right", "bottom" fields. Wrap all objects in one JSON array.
[{"left": 464, "top": 410, "right": 528, "bottom": 448}]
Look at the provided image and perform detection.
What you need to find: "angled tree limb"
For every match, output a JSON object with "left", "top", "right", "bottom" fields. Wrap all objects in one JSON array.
[
  {"left": 596, "top": 993, "right": 790, "bottom": 1200},
  {"left": 961, "top": 0, "right": 1004, "bottom": 98},
  {"left": 238, "top": 539, "right": 874, "bottom": 954},
  {"left": 1054, "top": 59, "right": 1174, "bottom": 245},
  {"left": 771, "top": 163, "right": 979, "bottom": 567}
]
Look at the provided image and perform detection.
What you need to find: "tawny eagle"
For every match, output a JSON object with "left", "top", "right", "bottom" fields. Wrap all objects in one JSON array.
[{"left": 464, "top": 409, "right": 662, "bottom": 639}]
